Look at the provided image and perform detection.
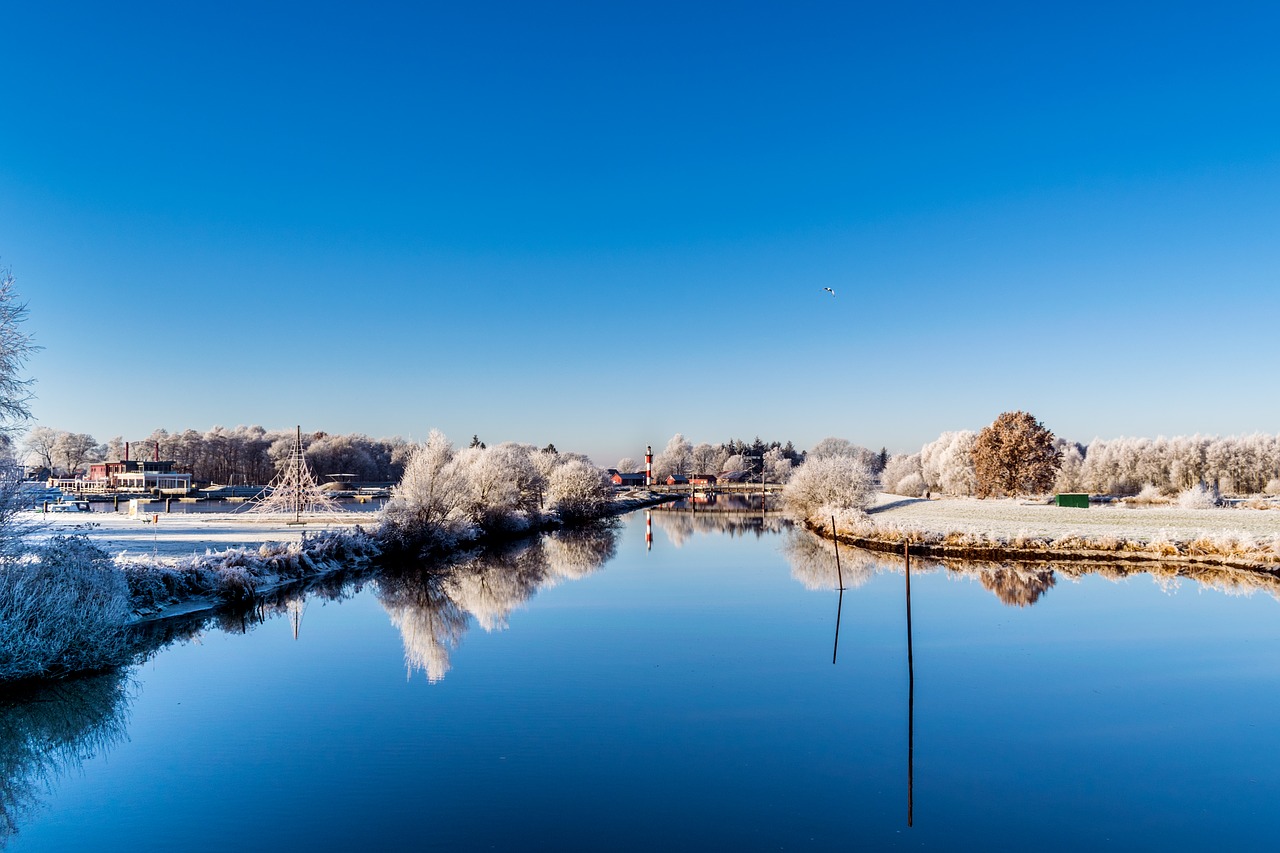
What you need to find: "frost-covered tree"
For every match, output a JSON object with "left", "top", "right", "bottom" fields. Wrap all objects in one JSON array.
[
  {"left": 546, "top": 458, "right": 611, "bottom": 521},
  {"left": 653, "top": 433, "right": 693, "bottom": 480},
  {"left": 22, "top": 426, "right": 60, "bottom": 474},
  {"left": 0, "top": 270, "right": 35, "bottom": 433},
  {"left": 783, "top": 455, "right": 876, "bottom": 519},
  {"left": 53, "top": 432, "right": 101, "bottom": 477},
  {"left": 1054, "top": 440, "right": 1086, "bottom": 493},
  {"left": 0, "top": 271, "right": 36, "bottom": 559},
  {"left": 920, "top": 431, "right": 977, "bottom": 496},
  {"left": 763, "top": 447, "right": 793, "bottom": 484},
  {"left": 881, "top": 453, "right": 924, "bottom": 496},
  {"left": 383, "top": 430, "right": 475, "bottom": 551},
  {"left": 616, "top": 457, "right": 638, "bottom": 473},
  {"left": 972, "top": 411, "right": 1060, "bottom": 498},
  {"left": 691, "top": 443, "right": 718, "bottom": 475}
]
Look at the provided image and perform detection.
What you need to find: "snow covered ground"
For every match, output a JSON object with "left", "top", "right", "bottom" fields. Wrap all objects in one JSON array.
[
  {"left": 22, "top": 509, "right": 380, "bottom": 560},
  {"left": 866, "top": 494, "right": 1280, "bottom": 544}
]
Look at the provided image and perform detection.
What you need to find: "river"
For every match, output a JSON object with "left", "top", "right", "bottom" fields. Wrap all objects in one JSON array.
[{"left": 4, "top": 508, "right": 1280, "bottom": 850}]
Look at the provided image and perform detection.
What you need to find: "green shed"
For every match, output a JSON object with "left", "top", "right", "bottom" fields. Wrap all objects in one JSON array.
[{"left": 1055, "top": 493, "right": 1089, "bottom": 508}]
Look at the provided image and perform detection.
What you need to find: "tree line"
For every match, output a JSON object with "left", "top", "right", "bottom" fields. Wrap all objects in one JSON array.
[
  {"left": 881, "top": 418, "right": 1280, "bottom": 499},
  {"left": 22, "top": 425, "right": 412, "bottom": 485}
]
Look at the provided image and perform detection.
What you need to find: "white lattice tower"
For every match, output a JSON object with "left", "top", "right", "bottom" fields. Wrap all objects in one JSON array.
[{"left": 252, "top": 426, "right": 342, "bottom": 519}]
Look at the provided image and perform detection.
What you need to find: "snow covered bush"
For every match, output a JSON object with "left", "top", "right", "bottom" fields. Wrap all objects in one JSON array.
[
  {"left": 381, "top": 430, "right": 478, "bottom": 551},
  {"left": 546, "top": 459, "right": 611, "bottom": 521},
  {"left": 1266, "top": 478, "right": 1280, "bottom": 496},
  {"left": 0, "top": 536, "right": 131, "bottom": 682},
  {"left": 382, "top": 430, "right": 615, "bottom": 552},
  {"left": 1130, "top": 484, "right": 1166, "bottom": 504},
  {"left": 783, "top": 455, "right": 876, "bottom": 520},
  {"left": 920, "top": 431, "right": 977, "bottom": 496},
  {"left": 881, "top": 453, "right": 923, "bottom": 495},
  {"left": 1177, "top": 483, "right": 1218, "bottom": 509},
  {"left": 894, "top": 472, "right": 926, "bottom": 497}
]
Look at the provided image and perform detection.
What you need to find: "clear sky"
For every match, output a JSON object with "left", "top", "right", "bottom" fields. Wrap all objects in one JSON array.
[{"left": 3, "top": 1, "right": 1278, "bottom": 464}]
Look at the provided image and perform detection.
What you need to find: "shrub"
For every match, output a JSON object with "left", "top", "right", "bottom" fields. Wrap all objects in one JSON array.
[
  {"left": 0, "top": 537, "right": 131, "bottom": 682},
  {"left": 1177, "top": 483, "right": 1218, "bottom": 509},
  {"left": 546, "top": 459, "right": 611, "bottom": 522},
  {"left": 894, "top": 473, "right": 926, "bottom": 497},
  {"left": 783, "top": 455, "right": 876, "bottom": 519}
]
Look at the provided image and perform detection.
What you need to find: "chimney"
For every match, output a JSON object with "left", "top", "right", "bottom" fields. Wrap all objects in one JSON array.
[{"left": 124, "top": 442, "right": 129, "bottom": 462}]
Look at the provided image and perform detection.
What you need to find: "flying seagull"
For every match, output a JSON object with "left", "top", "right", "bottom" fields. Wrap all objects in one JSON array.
[{"left": 823, "top": 287, "right": 835, "bottom": 296}]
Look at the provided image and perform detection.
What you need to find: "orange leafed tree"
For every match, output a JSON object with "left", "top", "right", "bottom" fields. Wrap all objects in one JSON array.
[{"left": 972, "top": 411, "right": 1061, "bottom": 498}]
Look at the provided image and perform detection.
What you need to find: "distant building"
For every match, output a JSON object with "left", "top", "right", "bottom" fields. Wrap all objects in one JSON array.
[
  {"left": 690, "top": 474, "right": 717, "bottom": 485},
  {"left": 718, "top": 470, "right": 751, "bottom": 484},
  {"left": 611, "top": 472, "right": 646, "bottom": 487},
  {"left": 57, "top": 459, "right": 192, "bottom": 494},
  {"left": 665, "top": 475, "right": 689, "bottom": 485}
]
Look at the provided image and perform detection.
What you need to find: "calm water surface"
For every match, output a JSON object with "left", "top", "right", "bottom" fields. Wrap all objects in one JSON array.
[{"left": 5, "top": 509, "right": 1280, "bottom": 850}]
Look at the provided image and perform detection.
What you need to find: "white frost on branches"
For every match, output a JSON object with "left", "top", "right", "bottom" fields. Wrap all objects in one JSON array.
[{"left": 783, "top": 454, "right": 876, "bottom": 522}]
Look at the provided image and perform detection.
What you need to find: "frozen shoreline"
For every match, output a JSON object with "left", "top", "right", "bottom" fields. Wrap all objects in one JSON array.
[
  {"left": 21, "top": 509, "right": 378, "bottom": 561},
  {"left": 815, "top": 494, "right": 1280, "bottom": 571}
]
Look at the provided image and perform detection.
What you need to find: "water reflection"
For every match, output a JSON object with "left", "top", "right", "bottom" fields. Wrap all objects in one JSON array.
[
  {"left": 782, "top": 529, "right": 877, "bottom": 591},
  {"left": 0, "top": 671, "right": 133, "bottom": 845},
  {"left": 650, "top": 511, "right": 788, "bottom": 549},
  {"left": 781, "top": 528, "right": 1280, "bottom": 609},
  {"left": 377, "top": 523, "right": 619, "bottom": 682}
]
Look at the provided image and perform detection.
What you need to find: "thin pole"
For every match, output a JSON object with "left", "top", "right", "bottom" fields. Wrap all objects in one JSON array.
[
  {"left": 832, "top": 515, "right": 844, "bottom": 590},
  {"left": 832, "top": 588, "right": 844, "bottom": 665},
  {"left": 906, "top": 540, "right": 914, "bottom": 828}
]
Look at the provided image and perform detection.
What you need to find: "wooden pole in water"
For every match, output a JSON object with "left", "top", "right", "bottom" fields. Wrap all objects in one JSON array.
[
  {"left": 831, "top": 515, "right": 844, "bottom": 590},
  {"left": 906, "top": 539, "right": 914, "bottom": 828},
  {"left": 832, "top": 588, "right": 843, "bottom": 665}
]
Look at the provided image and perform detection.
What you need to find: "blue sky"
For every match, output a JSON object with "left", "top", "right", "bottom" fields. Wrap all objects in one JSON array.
[{"left": 3, "top": 1, "right": 1278, "bottom": 464}]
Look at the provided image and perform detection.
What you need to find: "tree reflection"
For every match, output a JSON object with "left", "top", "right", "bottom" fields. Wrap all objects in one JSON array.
[
  {"left": 976, "top": 566, "right": 1056, "bottom": 607},
  {"left": 377, "top": 524, "right": 619, "bottom": 682},
  {"left": 781, "top": 528, "right": 1280, "bottom": 608},
  {"left": 0, "top": 670, "right": 133, "bottom": 843},
  {"left": 782, "top": 528, "right": 877, "bottom": 591}
]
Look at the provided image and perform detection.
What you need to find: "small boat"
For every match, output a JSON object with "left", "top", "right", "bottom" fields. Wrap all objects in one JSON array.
[{"left": 47, "top": 499, "right": 92, "bottom": 513}]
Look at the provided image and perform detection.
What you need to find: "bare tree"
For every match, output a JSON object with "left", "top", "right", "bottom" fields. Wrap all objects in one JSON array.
[
  {"left": 23, "top": 426, "right": 61, "bottom": 474},
  {"left": 53, "top": 432, "right": 100, "bottom": 476},
  {"left": 0, "top": 270, "right": 36, "bottom": 432}
]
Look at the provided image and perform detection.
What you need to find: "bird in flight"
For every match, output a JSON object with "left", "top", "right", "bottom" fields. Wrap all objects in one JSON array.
[{"left": 823, "top": 287, "right": 835, "bottom": 296}]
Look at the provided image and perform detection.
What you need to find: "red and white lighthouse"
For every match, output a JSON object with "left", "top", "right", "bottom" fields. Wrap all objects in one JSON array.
[{"left": 645, "top": 445, "right": 653, "bottom": 487}]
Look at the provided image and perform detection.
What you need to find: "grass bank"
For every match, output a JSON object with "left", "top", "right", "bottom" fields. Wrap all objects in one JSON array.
[{"left": 809, "top": 495, "right": 1280, "bottom": 573}]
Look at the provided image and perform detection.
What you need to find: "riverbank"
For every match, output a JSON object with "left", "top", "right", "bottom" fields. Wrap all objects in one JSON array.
[
  {"left": 812, "top": 494, "right": 1280, "bottom": 572},
  {"left": 17, "top": 490, "right": 678, "bottom": 624}
]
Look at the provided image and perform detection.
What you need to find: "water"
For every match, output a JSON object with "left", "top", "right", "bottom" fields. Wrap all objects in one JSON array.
[{"left": 5, "top": 510, "right": 1280, "bottom": 850}]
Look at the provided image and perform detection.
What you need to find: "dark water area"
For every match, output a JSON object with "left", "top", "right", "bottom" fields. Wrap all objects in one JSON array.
[{"left": 5, "top": 510, "right": 1280, "bottom": 850}]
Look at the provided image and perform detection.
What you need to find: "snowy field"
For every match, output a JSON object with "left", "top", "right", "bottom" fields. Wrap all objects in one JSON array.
[
  {"left": 22, "top": 509, "right": 380, "bottom": 560},
  {"left": 867, "top": 494, "right": 1280, "bottom": 543}
]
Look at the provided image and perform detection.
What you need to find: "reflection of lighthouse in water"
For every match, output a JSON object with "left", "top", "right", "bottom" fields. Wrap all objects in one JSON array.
[{"left": 645, "top": 510, "right": 652, "bottom": 552}]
